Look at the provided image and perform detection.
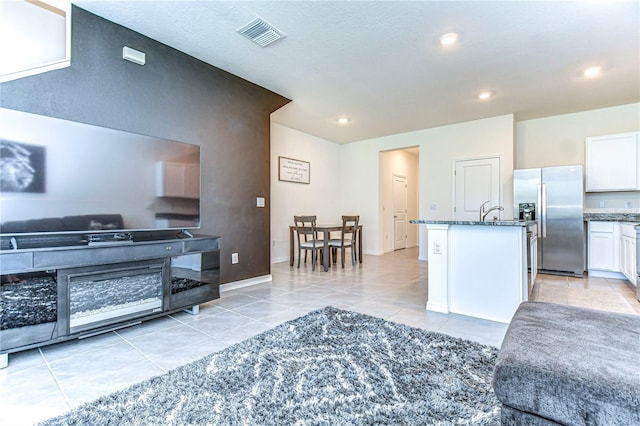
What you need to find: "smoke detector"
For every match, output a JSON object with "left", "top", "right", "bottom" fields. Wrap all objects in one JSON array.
[{"left": 237, "top": 18, "right": 285, "bottom": 47}]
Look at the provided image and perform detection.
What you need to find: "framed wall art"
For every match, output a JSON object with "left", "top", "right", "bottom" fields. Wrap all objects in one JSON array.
[
  {"left": 0, "top": 140, "right": 46, "bottom": 193},
  {"left": 278, "top": 156, "right": 310, "bottom": 184}
]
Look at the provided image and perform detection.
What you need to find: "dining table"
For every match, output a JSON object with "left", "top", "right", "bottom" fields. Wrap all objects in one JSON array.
[{"left": 289, "top": 224, "right": 363, "bottom": 272}]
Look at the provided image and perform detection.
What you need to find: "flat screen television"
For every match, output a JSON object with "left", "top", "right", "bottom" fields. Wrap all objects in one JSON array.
[{"left": 0, "top": 108, "right": 200, "bottom": 239}]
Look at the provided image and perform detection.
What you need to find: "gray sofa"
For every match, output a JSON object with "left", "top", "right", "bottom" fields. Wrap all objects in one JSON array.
[{"left": 492, "top": 302, "right": 640, "bottom": 425}]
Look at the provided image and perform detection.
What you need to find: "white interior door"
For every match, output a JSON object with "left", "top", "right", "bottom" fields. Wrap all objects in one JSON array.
[
  {"left": 454, "top": 157, "right": 500, "bottom": 221},
  {"left": 393, "top": 174, "right": 407, "bottom": 250}
]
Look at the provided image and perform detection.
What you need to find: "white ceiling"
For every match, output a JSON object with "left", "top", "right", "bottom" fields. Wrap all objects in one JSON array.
[{"left": 75, "top": 1, "right": 640, "bottom": 144}]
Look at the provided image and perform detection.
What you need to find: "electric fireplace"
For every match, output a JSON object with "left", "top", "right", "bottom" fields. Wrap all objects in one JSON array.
[{"left": 57, "top": 259, "right": 168, "bottom": 334}]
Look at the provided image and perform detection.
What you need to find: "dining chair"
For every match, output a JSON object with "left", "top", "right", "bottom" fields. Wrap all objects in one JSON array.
[
  {"left": 329, "top": 215, "right": 359, "bottom": 268},
  {"left": 293, "top": 215, "right": 323, "bottom": 271},
  {"left": 297, "top": 215, "right": 324, "bottom": 265}
]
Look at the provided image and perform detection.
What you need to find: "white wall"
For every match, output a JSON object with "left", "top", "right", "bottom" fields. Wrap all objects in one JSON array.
[
  {"left": 516, "top": 103, "right": 640, "bottom": 210},
  {"left": 270, "top": 123, "right": 341, "bottom": 263},
  {"left": 379, "top": 149, "right": 419, "bottom": 253}
]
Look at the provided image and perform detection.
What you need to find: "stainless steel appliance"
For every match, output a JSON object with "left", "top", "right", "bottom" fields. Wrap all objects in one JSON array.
[
  {"left": 525, "top": 222, "right": 538, "bottom": 296},
  {"left": 513, "top": 165, "right": 584, "bottom": 277}
]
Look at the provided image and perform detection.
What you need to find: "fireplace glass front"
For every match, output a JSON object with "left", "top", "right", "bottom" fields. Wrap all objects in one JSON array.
[{"left": 59, "top": 261, "right": 166, "bottom": 333}]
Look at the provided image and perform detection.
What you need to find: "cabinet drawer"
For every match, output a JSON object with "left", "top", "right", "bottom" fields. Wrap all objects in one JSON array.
[
  {"left": 33, "top": 242, "right": 182, "bottom": 269},
  {"left": 0, "top": 252, "right": 33, "bottom": 273},
  {"left": 183, "top": 238, "right": 220, "bottom": 253},
  {"left": 589, "top": 221, "right": 614, "bottom": 232}
]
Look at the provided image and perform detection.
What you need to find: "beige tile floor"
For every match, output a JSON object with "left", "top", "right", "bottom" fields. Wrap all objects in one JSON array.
[{"left": 1, "top": 247, "right": 638, "bottom": 425}]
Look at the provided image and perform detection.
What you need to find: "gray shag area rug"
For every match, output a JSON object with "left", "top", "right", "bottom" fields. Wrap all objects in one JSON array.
[{"left": 39, "top": 307, "right": 500, "bottom": 425}]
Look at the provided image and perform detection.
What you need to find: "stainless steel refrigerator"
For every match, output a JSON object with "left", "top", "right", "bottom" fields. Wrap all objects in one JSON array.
[{"left": 513, "top": 165, "right": 584, "bottom": 277}]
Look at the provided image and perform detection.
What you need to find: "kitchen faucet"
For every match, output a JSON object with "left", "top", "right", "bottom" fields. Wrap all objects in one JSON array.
[
  {"left": 479, "top": 201, "right": 491, "bottom": 221},
  {"left": 482, "top": 205, "right": 504, "bottom": 222}
]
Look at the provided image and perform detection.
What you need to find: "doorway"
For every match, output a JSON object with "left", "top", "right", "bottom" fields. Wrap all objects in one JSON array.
[
  {"left": 393, "top": 174, "right": 407, "bottom": 250},
  {"left": 379, "top": 147, "right": 419, "bottom": 254}
]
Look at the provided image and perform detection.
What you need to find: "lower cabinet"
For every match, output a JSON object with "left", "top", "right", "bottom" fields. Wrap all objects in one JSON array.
[
  {"left": 619, "top": 224, "right": 637, "bottom": 286},
  {"left": 588, "top": 222, "right": 618, "bottom": 271},
  {"left": 588, "top": 221, "right": 637, "bottom": 286}
]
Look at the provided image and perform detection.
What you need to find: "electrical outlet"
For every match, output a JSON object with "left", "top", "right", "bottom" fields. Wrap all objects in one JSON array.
[
  {"left": 256, "top": 197, "right": 265, "bottom": 207},
  {"left": 625, "top": 201, "right": 632, "bottom": 208},
  {"left": 433, "top": 242, "right": 442, "bottom": 254},
  {"left": 599, "top": 201, "right": 605, "bottom": 208},
  {"left": 231, "top": 252, "right": 239, "bottom": 264}
]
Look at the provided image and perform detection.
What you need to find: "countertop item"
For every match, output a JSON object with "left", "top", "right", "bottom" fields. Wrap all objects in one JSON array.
[
  {"left": 409, "top": 219, "right": 535, "bottom": 227},
  {"left": 583, "top": 213, "right": 640, "bottom": 222}
]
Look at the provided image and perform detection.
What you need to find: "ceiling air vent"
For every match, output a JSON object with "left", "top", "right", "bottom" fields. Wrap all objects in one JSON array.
[{"left": 237, "top": 18, "right": 285, "bottom": 47}]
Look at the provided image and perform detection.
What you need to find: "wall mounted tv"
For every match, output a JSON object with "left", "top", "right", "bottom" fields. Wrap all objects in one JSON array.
[{"left": 0, "top": 108, "right": 200, "bottom": 237}]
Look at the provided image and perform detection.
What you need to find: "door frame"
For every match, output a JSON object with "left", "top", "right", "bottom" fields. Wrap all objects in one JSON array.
[{"left": 451, "top": 154, "right": 502, "bottom": 220}]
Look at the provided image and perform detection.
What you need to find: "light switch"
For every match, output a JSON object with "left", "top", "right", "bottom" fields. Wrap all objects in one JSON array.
[
  {"left": 256, "top": 197, "right": 265, "bottom": 207},
  {"left": 430, "top": 204, "right": 438, "bottom": 210}
]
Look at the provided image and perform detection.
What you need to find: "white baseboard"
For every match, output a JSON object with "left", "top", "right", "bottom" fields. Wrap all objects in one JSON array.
[
  {"left": 587, "top": 269, "right": 626, "bottom": 280},
  {"left": 220, "top": 274, "right": 272, "bottom": 292},
  {"left": 426, "top": 301, "right": 449, "bottom": 314}
]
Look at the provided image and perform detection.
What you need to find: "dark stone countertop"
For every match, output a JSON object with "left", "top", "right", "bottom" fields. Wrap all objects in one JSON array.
[
  {"left": 409, "top": 219, "right": 535, "bottom": 227},
  {"left": 583, "top": 213, "right": 640, "bottom": 223}
]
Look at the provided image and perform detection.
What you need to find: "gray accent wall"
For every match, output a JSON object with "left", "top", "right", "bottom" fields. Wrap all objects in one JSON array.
[{"left": 0, "top": 6, "right": 290, "bottom": 284}]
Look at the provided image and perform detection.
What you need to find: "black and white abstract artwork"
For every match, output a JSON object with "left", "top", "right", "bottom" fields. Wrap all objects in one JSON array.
[{"left": 0, "top": 140, "right": 46, "bottom": 193}]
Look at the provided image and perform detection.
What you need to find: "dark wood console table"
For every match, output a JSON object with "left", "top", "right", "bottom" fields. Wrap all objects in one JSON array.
[{"left": 0, "top": 233, "right": 220, "bottom": 368}]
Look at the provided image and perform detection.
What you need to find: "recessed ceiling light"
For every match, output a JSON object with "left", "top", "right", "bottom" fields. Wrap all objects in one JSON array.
[
  {"left": 583, "top": 66, "right": 601, "bottom": 78},
  {"left": 478, "top": 91, "right": 492, "bottom": 101},
  {"left": 439, "top": 32, "right": 458, "bottom": 46},
  {"left": 337, "top": 117, "right": 351, "bottom": 125}
]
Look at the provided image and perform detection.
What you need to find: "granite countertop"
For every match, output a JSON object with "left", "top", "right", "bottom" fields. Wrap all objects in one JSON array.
[
  {"left": 583, "top": 213, "right": 640, "bottom": 222},
  {"left": 409, "top": 219, "right": 535, "bottom": 227}
]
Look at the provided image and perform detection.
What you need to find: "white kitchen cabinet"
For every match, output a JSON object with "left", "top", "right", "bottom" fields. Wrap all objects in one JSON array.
[
  {"left": 588, "top": 221, "right": 638, "bottom": 285},
  {"left": 155, "top": 162, "right": 200, "bottom": 199},
  {"left": 619, "top": 223, "right": 637, "bottom": 286},
  {"left": 588, "top": 221, "right": 618, "bottom": 271},
  {"left": 585, "top": 132, "right": 640, "bottom": 192}
]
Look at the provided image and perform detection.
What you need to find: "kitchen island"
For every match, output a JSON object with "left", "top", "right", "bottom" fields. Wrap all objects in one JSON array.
[{"left": 410, "top": 220, "right": 536, "bottom": 323}]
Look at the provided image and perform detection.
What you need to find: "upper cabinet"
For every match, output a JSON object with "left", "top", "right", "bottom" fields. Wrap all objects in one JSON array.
[
  {"left": 585, "top": 132, "right": 640, "bottom": 192},
  {"left": 1, "top": 0, "right": 71, "bottom": 82}
]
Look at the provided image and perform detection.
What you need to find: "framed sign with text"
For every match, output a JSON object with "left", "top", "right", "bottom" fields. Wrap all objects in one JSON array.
[{"left": 278, "top": 156, "right": 310, "bottom": 184}]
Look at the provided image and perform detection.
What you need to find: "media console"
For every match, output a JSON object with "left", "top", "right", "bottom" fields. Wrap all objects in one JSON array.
[{"left": 0, "top": 232, "right": 220, "bottom": 368}]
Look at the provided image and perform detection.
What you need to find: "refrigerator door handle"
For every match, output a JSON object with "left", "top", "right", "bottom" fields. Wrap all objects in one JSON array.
[{"left": 540, "top": 183, "right": 547, "bottom": 238}]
